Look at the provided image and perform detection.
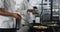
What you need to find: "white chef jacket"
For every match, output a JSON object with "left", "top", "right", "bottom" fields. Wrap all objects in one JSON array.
[
  {"left": 0, "top": 0, "right": 28, "bottom": 28},
  {"left": 0, "top": 0, "right": 16, "bottom": 28}
]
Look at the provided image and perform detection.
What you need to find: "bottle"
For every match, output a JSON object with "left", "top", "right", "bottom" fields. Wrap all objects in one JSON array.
[
  {"left": 35, "top": 14, "right": 40, "bottom": 23},
  {"left": 16, "top": 14, "right": 21, "bottom": 30},
  {"left": 13, "top": 10, "right": 21, "bottom": 30}
]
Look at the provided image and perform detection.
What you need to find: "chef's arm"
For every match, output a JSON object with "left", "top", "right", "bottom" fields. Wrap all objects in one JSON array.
[
  {"left": 27, "top": 9, "right": 34, "bottom": 12},
  {"left": 0, "top": 8, "right": 21, "bottom": 19},
  {"left": 0, "top": 9, "right": 13, "bottom": 17}
]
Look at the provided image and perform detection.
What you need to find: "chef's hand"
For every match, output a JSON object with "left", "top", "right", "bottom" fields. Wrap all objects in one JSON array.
[
  {"left": 13, "top": 13, "right": 21, "bottom": 19},
  {"left": 27, "top": 9, "right": 34, "bottom": 12}
]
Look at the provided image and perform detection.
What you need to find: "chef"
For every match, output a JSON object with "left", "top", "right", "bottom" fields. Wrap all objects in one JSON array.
[
  {"left": 18, "top": 0, "right": 42, "bottom": 32},
  {"left": 0, "top": 0, "right": 21, "bottom": 32}
]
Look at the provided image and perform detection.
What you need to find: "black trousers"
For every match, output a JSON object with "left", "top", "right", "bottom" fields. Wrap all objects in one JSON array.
[{"left": 0, "top": 28, "right": 17, "bottom": 32}]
